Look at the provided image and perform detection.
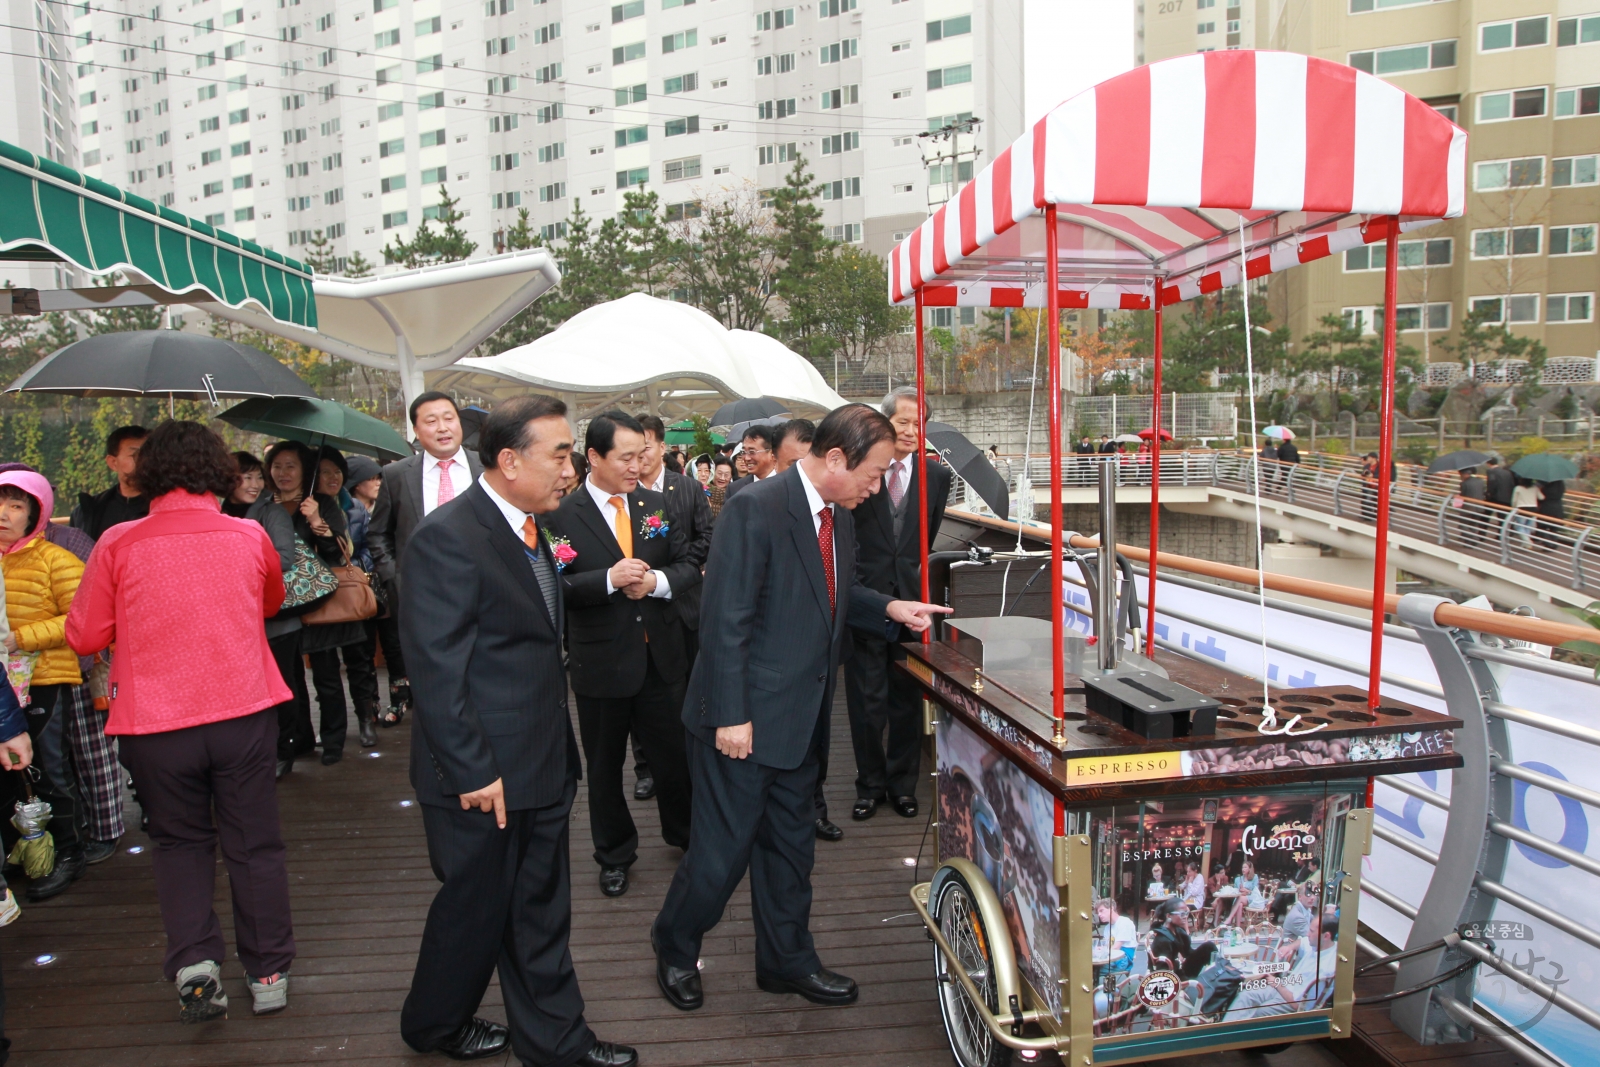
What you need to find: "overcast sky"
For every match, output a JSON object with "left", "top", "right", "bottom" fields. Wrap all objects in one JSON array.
[{"left": 1022, "top": 0, "right": 1137, "bottom": 124}]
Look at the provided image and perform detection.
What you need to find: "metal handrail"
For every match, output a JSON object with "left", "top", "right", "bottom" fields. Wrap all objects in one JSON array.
[
  {"left": 1487, "top": 700, "right": 1600, "bottom": 747},
  {"left": 1382, "top": 775, "right": 1450, "bottom": 810},
  {"left": 1491, "top": 759, "right": 1600, "bottom": 809},
  {"left": 1489, "top": 819, "right": 1600, "bottom": 879},
  {"left": 1473, "top": 877, "right": 1600, "bottom": 953},
  {"left": 1374, "top": 823, "right": 1442, "bottom": 865},
  {"left": 1362, "top": 880, "right": 1420, "bottom": 920}
]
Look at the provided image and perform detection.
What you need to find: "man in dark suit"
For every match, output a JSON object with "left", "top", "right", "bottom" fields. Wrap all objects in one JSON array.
[
  {"left": 846, "top": 387, "right": 952, "bottom": 823},
  {"left": 723, "top": 423, "right": 777, "bottom": 499},
  {"left": 1485, "top": 456, "right": 1514, "bottom": 506},
  {"left": 651, "top": 405, "right": 950, "bottom": 1012},
  {"left": 627, "top": 415, "right": 714, "bottom": 802},
  {"left": 545, "top": 411, "right": 700, "bottom": 899},
  {"left": 399, "top": 395, "right": 634, "bottom": 1067},
  {"left": 368, "top": 391, "right": 484, "bottom": 726}
]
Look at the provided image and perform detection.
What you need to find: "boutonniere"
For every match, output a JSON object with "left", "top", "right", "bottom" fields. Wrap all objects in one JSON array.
[
  {"left": 546, "top": 534, "right": 577, "bottom": 572},
  {"left": 640, "top": 509, "right": 670, "bottom": 539}
]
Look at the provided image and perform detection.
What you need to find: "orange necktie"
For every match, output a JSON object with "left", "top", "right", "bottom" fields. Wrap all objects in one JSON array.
[{"left": 609, "top": 495, "right": 634, "bottom": 557}]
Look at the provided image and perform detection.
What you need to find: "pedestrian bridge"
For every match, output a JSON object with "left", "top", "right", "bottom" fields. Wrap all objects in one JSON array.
[{"left": 965, "top": 451, "right": 1600, "bottom": 622}]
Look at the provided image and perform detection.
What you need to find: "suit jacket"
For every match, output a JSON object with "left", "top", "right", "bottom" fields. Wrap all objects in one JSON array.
[
  {"left": 724, "top": 473, "right": 755, "bottom": 499},
  {"left": 683, "top": 465, "right": 895, "bottom": 770},
  {"left": 544, "top": 484, "right": 701, "bottom": 699},
  {"left": 1485, "top": 465, "right": 1515, "bottom": 506},
  {"left": 369, "top": 449, "right": 485, "bottom": 588},
  {"left": 399, "top": 483, "right": 579, "bottom": 811},
  {"left": 659, "top": 469, "right": 713, "bottom": 631},
  {"left": 855, "top": 455, "right": 952, "bottom": 601}
]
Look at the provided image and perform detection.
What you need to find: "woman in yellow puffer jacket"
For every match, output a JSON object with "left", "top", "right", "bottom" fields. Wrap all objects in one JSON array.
[{"left": 0, "top": 469, "right": 87, "bottom": 904}]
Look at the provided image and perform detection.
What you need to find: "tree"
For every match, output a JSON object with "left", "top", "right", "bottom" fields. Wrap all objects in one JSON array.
[
  {"left": 618, "top": 189, "right": 677, "bottom": 296},
  {"left": 1439, "top": 305, "right": 1549, "bottom": 407},
  {"left": 343, "top": 250, "right": 375, "bottom": 278},
  {"left": 1292, "top": 313, "right": 1422, "bottom": 417},
  {"left": 768, "top": 156, "right": 831, "bottom": 357},
  {"left": 1160, "top": 291, "right": 1291, "bottom": 395},
  {"left": 384, "top": 185, "right": 477, "bottom": 268},
  {"left": 809, "top": 245, "right": 911, "bottom": 376},
  {"left": 299, "top": 229, "right": 338, "bottom": 274},
  {"left": 504, "top": 207, "right": 537, "bottom": 252},
  {"left": 669, "top": 184, "right": 779, "bottom": 330}
]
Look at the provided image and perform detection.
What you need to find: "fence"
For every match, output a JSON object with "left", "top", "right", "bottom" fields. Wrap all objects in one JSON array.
[{"left": 1068, "top": 393, "right": 1239, "bottom": 441}]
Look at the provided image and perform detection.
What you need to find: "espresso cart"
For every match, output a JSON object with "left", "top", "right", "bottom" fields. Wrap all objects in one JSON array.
[
  {"left": 900, "top": 613, "right": 1461, "bottom": 1065},
  {"left": 884, "top": 49, "right": 1468, "bottom": 1067}
]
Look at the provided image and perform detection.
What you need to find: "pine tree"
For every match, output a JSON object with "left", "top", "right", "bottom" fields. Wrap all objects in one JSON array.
[
  {"left": 768, "top": 156, "right": 832, "bottom": 358},
  {"left": 384, "top": 185, "right": 478, "bottom": 268},
  {"left": 505, "top": 207, "right": 537, "bottom": 252},
  {"left": 300, "top": 229, "right": 337, "bottom": 274},
  {"left": 343, "top": 250, "right": 375, "bottom": 278}
]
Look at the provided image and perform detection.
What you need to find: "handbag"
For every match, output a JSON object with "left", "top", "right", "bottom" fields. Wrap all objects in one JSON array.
[
  {"left": 302, "top": 540, "right": 379, "bottom": 626},
  {"left": 278, "top": 537, "right": 341, "bottom": 617}
]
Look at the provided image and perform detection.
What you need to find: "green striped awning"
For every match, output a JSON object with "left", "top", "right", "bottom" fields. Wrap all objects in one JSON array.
[{"left": 0, "top": 140, "right": 317, "bottom": 329}]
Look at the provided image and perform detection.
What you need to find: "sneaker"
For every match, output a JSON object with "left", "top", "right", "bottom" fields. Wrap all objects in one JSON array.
[
  {"left": 247, "top": 971, "right": 289, "bottom": 1015},
  {"left": 176, "top": 960, "right": 228, "bottom": 1024},
  {"left": 0, "top": 888, "right": 20, "bottom": 927},
  {"left": 83, "top": 838, "right": 119, "bottom": 865}
]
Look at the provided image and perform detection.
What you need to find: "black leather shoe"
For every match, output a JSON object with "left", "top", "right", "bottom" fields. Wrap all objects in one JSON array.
[
  {"left": 851, "top": 797, "right": 879, "bottom": 821},
  {"left": 275, "top": 759, "right": 292, "bottom": 779},
  {"left": 321, "top": 750, "right": 343, "bottom": 766},
  {"left": 26, "top": 846, "right": 86, "bottom": 902},
  {"left": 599, "top": 866, "right": 628, "bottom": 897},
  {"left": 815, "top": 817, "right": 843, "bottom": 842},
  {"left": 359, "top": 718, "right": 378, "bottom": 748},
  {"left": 756, "top": 968, "right": 859, "bottom": 1006},
  {"left": 633, "top": 776, "right": 656, "bottom": 801},
  {"left": 431, "top": 1017, "right": 509, "bottom": 1060},
  {"left": 574, "top": 1040, "right": 639, "bottom": 1067},
  {"left": 656, "top": 953, "right": 703, "bottom": 1011},
  {"left": 892, "top": 795, "right": 918, "bottom": 819}
]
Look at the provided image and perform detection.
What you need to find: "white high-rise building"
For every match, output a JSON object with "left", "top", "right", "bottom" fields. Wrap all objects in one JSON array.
[
  {"left": 66, "top": 0, "right": 1023, "bottom": 273},
  {"left": 3, "top": 0, "right": 84, "bottom": 290}
]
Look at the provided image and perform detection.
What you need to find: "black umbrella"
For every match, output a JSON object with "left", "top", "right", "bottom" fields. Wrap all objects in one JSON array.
[
  {"left": 1426, "top": 449, "right": 1492, "bottom": 474},
  {"left": 710, "top": 396, "right": 789, "bottom": 427},
  {"left": 725, "top": 415, "right": 787, "bottom": 443},
  {"left": 458, "top": 406, "right": 490, "bottom": 452},
  {"left": 5, "top": 330, "right": 317, "bottom": 400},
  {"left": 926, "top": 421, "right": 1009, "bottom": 522}
]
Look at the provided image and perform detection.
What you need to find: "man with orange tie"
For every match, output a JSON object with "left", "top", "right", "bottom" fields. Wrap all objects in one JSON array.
[{"left": 545, "top": 411, "right": 700, "bottom": 898}]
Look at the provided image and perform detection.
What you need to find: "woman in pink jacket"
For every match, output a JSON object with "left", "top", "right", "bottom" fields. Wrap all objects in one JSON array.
[{"left": 66, "top": 421, "right": 295, "bottom": 1025}]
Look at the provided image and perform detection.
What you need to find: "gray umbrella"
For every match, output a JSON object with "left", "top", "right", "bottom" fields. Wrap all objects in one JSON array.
[
  {"left": 724, "top": 415, "right": 787, "bottom": 442},
  {"left": 926, "top": 421, "right": 1009, "bottom": 522},
  {"left": 6, "top": 330, "right": 317, "bottom": 400},
  {"left": 1426, "top": 449, "right": 1492, "bottom": 474},
  {"left": 711, "top": 396, "right": 789, "bottom": 427}
]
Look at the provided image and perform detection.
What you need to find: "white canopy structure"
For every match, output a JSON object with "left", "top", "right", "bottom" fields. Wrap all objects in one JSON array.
[
  {"left": 430, "top": 292, "right": 847, "bottom": 421},
  {"left": 190, "top": 249, "right": 561, "bottom": 405}
]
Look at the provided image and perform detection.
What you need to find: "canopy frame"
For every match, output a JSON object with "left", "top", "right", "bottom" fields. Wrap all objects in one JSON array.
[{"left": 897, "top": 50, "right": 1467, "bottom": 740}]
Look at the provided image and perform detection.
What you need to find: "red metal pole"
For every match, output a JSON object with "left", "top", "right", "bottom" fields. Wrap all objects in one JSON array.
[
  {"left": 1145, "top": 298, "right": 1163, "bottom": 656},
  {"left": 1046, "top": 206, "right": 1065, "bottom": 727},
  {"left": 1368, "top": 217, "right": 1400, "bottom": 710},
  {"left": 915, "top": 288, "right": 930, "bottom": 644}
]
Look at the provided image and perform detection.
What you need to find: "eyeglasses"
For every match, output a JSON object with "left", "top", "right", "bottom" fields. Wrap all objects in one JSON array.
[{"left": 743, "top": 447, "right": 771, "bottom": 457}]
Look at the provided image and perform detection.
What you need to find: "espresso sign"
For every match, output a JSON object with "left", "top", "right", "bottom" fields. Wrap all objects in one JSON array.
[{"left": 1066, "top": 751, "right": 1183, "bottom": 785}]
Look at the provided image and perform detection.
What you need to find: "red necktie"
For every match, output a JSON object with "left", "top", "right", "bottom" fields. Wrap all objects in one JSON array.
[
  {"left": 436, "top": 458, "right": 456, "bottom": 508},
  {"left": 817, "top": 506, "right": 836, "bottom": 612}
]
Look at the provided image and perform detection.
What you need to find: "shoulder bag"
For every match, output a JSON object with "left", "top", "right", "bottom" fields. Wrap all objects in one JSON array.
[
  {"left": 302, "top": 538, "right": 379, "bottom": 626},
  {"left": 278, "top": 537, "right": 341, "bottom": 617}
]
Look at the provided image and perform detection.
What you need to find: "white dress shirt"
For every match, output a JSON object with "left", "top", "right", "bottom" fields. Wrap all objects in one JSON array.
[
  {"left": 421, "top": 448, "right": 472, "bottom": 515},
  {"left": 478, "top": 474, "right": 533, "bottom": 537},
  {"left": 585, "top": 476, "right": 671, "bottom": 599},
  {"left": 645, "top": 466, "right": 666, "bottom": 493},
  {"left": 794, "top": 460, "right": 833, "bottom": 535}
]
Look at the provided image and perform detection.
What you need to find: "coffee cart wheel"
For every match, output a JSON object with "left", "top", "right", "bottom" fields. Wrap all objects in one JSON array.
[{"left": 930, "top": 862, "right": 1016, "bottom": 1067}]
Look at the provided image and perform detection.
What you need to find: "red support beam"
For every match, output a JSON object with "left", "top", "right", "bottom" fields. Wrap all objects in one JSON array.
[
  {"left": 1046, "top": 206, "right": 1065, "bottom": 727},
  {"left": 915, "top": 288, "right": 930, "bottom": 643},
  {"left": 1145, "top": 299, "right": 1164, "bottom": 656},
  {"left": 1368, "top": 216, "right": 1401, "bottom": 710}
]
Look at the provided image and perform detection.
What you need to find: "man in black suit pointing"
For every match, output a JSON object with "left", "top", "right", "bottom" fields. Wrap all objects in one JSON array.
[
  {"left": 399, "top": 395, "right": 635, "bottom": 1067},
  {"left": 651, "top": 404, "right": 951, "bottom": 1012}
]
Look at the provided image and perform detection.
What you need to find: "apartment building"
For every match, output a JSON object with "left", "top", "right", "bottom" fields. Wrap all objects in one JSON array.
[
  {"left": 62, "top": 0, "right": 1022, "bottom": 279},
  {"left": 3, "top": 0, "right": 82, "bottom": 290},
  {"left": 1138, "top": 0, "right": 1600, "bottom": 379}
]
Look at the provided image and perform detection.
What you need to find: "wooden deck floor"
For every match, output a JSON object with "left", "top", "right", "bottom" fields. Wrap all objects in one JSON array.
[{"left": 0, "top": 679, "right": 1384, "bottom": 1067}]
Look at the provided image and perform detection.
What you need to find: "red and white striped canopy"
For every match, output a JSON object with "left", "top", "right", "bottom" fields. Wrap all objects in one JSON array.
[{"left": 888, "top": 50, "right": 1467, "bottom": 309}]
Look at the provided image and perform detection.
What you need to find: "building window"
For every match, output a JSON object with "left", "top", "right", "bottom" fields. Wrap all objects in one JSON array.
[
  {"left": 417, "top": 15, "right": 442, "bottom": 34},
  {"left": 819, "top": 39, "right": 857, "bottom": 64},
  {"left": 615, "top": 125, "right": 649, "bottom": 147},
  {"left": 200, "top": 148, "right": 222, "bottom": 165},
  {"left": 612, "top": 0, "right": 644, "bottom": 22},
  {"left": 613, "top": 41, "right": 646, "bottom": 64},
  {"left": 1554, "top": 155, "right": 1600, "bottom": 187},
  {"left": 379, "top": 138, "right": 405, "bottom": 157},
  {"left": 821, "top": 131, "right": 859, "bottom": 155},
  {"left": 663, "top": 73, "right": 698, "bottom": 94},
  {"left": 663, "top": 155, "right": 701, "bottom": 181},
  {"left": 1344, "top": 237, "right": 1452, "bottom": 271},
  {"left": 926, "top": 15, "right": 970, "bottom": 41},
  {"left": 817, "top": 0, "right": 856, "bottom": 16},
  {"left": 383, "top": 211, "right": 407, "bottom": 228},
  {"left": 1471, "top": 226, "right": 1542, "bottom": 258},
  {"left": 661, "top": 30, "right": 697, "bottom": 53},
  {"left": 234, "top": 206, "right": 254, "bottom": 222},
  {"left": 324, "top": 187, "right": 343, "bottom": 203},
  {"left": 1549, "top": 224, "right": 1597, "bottom": 256},
  {"left": 421, "top": 129, "right": 447, "bottom": 146},
  {"left": 664, "top": 200, "right": 702, "bottom": 221},
  {"left": 1198, "top": 22, "right": 1215, "bottom": 34},
  {"left": 819, "top": 86, "right": 857, "bottom": 109},
  {"left": 757, "top": 142, "right": 796, "bottom": 165},
  {"left": 232, "top": 174, "right": 253, "bottom": 189},
  {"left": 381, "top": 175, "right": 406, "bottom": 193},
  {"left": 615, "top": 84, "right": 647, "bottom": 105},
  {"left": 204, "top": 212, "right": 225, "bottom": 226},
  {"left": 928, "top": 307, "right": 954, "bottom": 328},
  {"left": 616, "top": 166, "right": 650, "bottom": 187},
  {"left": 491, "top": 153, "right": 521, "bottom": 170},
  {"left": 820, "top": 177, "right": 860, "bottom": 199},
  {"left": 540, "top": 221, "right": 568, "bottom": 241},
  {"left": 533, "top": 22, "right": 561, "bottom": 43},
  {"left": 1470, "top": 295, "right": 1540, "bottom": 323},
  {"left": 1555, "top": 85, "right": 1600, "bottom": 118},
  {"left": 1557, "top": 14, "right": 1600, "bottom": 46},
  {"left": 539, "top": 182, "right": 565, "bottom": 202},
  {"left": 1348, "top": 39, "right": 1456, "bottom": 75},
  {"left": 1474, "top": 157, "right": 1544, "bottom": 190},
  {"left": 664, "top": 115, "right": 699, "bottom": 136},
  {"left": 203, "top": 180, "right": 224, "bottom": 196},
  {"left": 375, "top": 29, "right": 400, "bottom": 48},
  {"left": 1479, "top": 16, "right": 1549, "bottom": 52},
  {"left": 1548, "top": 294, "right": 1595, "bottom": 322},
  {"left": 538, "top": 142, "right": 565, "bottom": 162},
  {"left": 828, "top": 223, "right": 862, "bottom": 243},
  {"left": 421, "top": 166, "right": 447, "bottom": 184},
  {"left": 927, "top": 65, "right": 972, "bottom": 91},
  {"left": 1476, "top": 87, "right": 1547, "bottom": 122}
]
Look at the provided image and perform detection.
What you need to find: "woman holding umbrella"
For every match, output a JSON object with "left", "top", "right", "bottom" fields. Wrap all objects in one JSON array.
[
  {"left": 265, "top": 441, "right": 359, "bottom": 769},
  {"left": 307, "top": 449, "right": 382, "bottom": 753}
]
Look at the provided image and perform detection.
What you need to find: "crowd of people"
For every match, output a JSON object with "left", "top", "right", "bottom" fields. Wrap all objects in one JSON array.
[{"left": 0, "top": 387, "right": 953, "bottom": 1067}]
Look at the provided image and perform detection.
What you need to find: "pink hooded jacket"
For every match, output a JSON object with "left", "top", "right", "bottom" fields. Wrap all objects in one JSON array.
[{"left": 66, "top": 489, "right": 289, "bottom": 735}]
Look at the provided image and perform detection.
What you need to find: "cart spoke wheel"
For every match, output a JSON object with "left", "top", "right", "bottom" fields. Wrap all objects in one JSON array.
[{"left": 933, "top": 870, "right": 1013, "bottom": 1067}]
